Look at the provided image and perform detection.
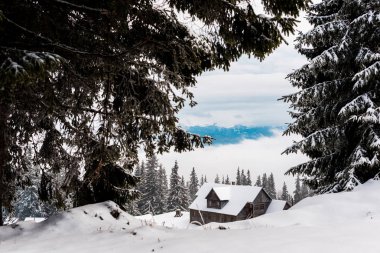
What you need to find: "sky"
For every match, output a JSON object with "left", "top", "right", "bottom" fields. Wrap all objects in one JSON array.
[{"left": 153, "top": 9, "right": 314, "bottom": 192}]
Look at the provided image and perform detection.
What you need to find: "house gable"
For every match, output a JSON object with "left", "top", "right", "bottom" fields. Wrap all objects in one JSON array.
[
  {"left": 206, "top": 189, "right": 222, "bottom": 209},
  {"left": 205, "top": 188, "right": 230, "bottom": 209}
]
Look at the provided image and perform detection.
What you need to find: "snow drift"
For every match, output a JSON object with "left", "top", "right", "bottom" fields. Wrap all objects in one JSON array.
[{"left": 1, "top": 180, "right": 380, "bottom": 253}]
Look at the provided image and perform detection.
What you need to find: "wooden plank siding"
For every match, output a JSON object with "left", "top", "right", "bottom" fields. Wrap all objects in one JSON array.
[{"left": 190, "top": 209, "right": 237, "bottom": 224}]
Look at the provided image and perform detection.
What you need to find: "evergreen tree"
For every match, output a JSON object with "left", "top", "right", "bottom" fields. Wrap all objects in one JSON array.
[
  {"left": 267, "top": 173, "right": 277, "bottom": 199},
  {"left": 247, "top": 170, "right": 252, "bottom": 186},
  {"left": 204, "top": 176, "right": 208, "bottom": 183},
  {"left": 301, "top": 181, "right": 310, "bottom": 199},
  {"left": 125, "top": 201, "right": 141, "bottom": 216},
  {"left": 156, "top": 165, "right": 168, "bottom": 214},
  {"left": 241, "top": 169, "right": 247, "bottom": 185},
  {"left": 214, "top": 174, "right": 220, "bottom": 184},
  {"left": 13, "top": 165, "right": 57, "bottom": 220},
  {"left": 136, "top": 161, "right": 146, "bottom": 213},
  {"left": 200, "top": 175, "right": 205, "bottom": 186},
  {"left": 255, "top": 175, "right": 262, "bottom": 187},
  {"left": 188, "top": 168, "right": 199, "bottom": 202},
  {"left": 262, "top": 173, "right": 268, "bottom": 191},
  {"left": 0, "top": 0, "right": 309, "bottom": 225},
  {"left": 281, "top": 182, "right": 290, "bottom": 202},
  {"left": 236, "top": 168, "right": 241, "bottom": 185},
  {"left": 222, "top": 176, "right": 225, "bottom": 184},
  {"left": 179, "top": 176, "right": 190, "bottom": 211},
  {"left": 294, "top": 176, "right": 302, "bottom": 204},
  {"left": 167, "top": 161, "right": 182, "bottom": 211},
  {"left": 225, "top": 175, "right": 231, "bottom": 185},
  {"left": 140, "top": 156, "right": 160, "bottom": 214},
  {"left": 282, "top": 0, "right": 380, "bottom": 193}
]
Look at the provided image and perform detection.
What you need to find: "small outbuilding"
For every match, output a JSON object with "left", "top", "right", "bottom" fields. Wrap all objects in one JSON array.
[{"left": 189, "top": 183, "right": 289, "bottom": 224}]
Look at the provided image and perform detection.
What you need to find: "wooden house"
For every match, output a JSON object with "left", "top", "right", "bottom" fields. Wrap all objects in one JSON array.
[{"left": 189, "top": 183, "right": 289, "bottom": 224}]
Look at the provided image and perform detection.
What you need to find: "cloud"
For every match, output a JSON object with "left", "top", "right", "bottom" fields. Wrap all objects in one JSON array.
[
  {"left": 178, "top": 44, "right": 307, "bottom": 127},
  {"left": 157, "top": 131, "right": 308, "bottom": 192},
  {"left": 176, "top": 9, "right": 313, "bottom": 128}
]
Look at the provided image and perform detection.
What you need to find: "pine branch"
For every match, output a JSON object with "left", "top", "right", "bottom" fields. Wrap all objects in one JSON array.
[{"left": 51, "top": 0, "right": 109, "bottom": 14}]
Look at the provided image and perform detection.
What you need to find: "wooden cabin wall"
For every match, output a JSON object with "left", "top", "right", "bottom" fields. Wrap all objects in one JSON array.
[
  {"left": 251, "top": 190, "right": 272, "bottom": 217},
  {"left": 190, "top": 209, "right": 237, "bottom": 224}
]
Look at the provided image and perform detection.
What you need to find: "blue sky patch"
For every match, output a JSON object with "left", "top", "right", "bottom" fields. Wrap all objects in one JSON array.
[{"left": 186, "top": 125, "right": 284, "bottom": 145}]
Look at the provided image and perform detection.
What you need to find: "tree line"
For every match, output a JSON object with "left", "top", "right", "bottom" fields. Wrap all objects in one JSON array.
[
  {"left": 6, "top": 154, "right": 312, "bottom": 220},
  {"left": 127, "top": 157, "right": 312, "bottom": 216},
  {"left": 212, "top": 168, "right": 311, "bottom": 205}
]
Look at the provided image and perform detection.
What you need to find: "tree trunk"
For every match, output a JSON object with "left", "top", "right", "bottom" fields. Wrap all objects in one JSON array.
[{"left": 0, "top": 102, "right": 9, "bottom": 226}]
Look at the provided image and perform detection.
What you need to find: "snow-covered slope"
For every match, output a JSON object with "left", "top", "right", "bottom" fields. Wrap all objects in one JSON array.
[
  {"left": 136, "top": 211, "right": 192, "bottom": 229},
  {"left": 1, "top": 180, "right": 380, "bottom": 253}
]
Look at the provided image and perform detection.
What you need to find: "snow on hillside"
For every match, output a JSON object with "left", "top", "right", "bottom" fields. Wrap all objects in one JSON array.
[
  {"left": 1, "top": 180, "right": 380, "bottom": 253},
  {"left": 136, "top": 211, "right": 192, "bottom": 229}
]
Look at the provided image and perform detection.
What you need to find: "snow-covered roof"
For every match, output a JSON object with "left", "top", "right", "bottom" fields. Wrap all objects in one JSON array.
[
  {"left": 212, "top": 187, "right": 231, "bottom": 201},
  {"left": 266, "top": 200, "right": 288, "bottom": 214},
  {"left": 189, "top": 183, "right": 263, "bottom": 216}
]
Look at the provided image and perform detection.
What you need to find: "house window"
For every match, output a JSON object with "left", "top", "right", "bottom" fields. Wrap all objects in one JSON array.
[{"left": 207, "top": 200, "right": 220, "bottom": 208}]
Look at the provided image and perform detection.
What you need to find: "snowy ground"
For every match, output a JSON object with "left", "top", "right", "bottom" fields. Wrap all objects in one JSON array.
[
  {"left": 1, "top": 180, "right": 380, "bottom": 253},
  {"left": 136, "top": 211, "right": 192, "bottom": 229}
]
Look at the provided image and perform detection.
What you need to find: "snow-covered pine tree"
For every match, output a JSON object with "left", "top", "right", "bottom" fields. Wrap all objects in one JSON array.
[
  {"left": 188, "top": 168, "right": 199, "bottom": 202},
  {"left": 200, "top": 175, "right": 205, "bottom": 186},
  {"left": 14, "top": 165, "right": 57, "bottom": 220},
  {"left": 125, "top": 200, "right": 141, "bottom": 216},
  {"left": 282, "top": 0, "right": 380, "bottom": 193},
  {"left": 140, "top": 156, "right": 161, "bottom": 214},
  {"left": 301, "top": 180, "right": 310, "bottom": 199},
  {"left": 262, "top": 173, "right": 268, "bottom": 190},
  {"left": 236, "top": 168, "right": 241, "bottom": 185},
  {"left": 255, "top": 175, "right": 262, "bottom": 187},
  {"left": 225, "top": 175, "right": 231, "bottom": 185},
  {"left": 167, "top": 161, "right": 183, "bottom": 211},
  {"left": 222, "top": 176, "right": 225, "bottom": 184},
  {"left": 241, "top": 169, "right": 247, "bottom": 185},
  {"left": 136, "top": 161, "right": 146, "bottom": 213},
  {"left": 214, "top": 174, "right": 220, "bottom": 183},
  {"left": 247, "top": 170, "right": 252, "bottom": 186},
  {"left": 293, "top": 176, "right": 302, "bottom": 204},
  {"left": 179, "top": 176, "right": 190, "bottom": 211},
  {"left": 281, "top": 182, "right": 290, "bottom": 202},
  {"left": 156, "top": 165, "right": 168, "bottom": 214},
  {"left": 267, "top": 173, "right": 277, "bottom": 199}
]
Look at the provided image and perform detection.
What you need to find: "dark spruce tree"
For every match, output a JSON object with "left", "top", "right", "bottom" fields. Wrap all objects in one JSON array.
[
  {"left": 255, "top": 175, "right": 262, "bottom": 187},
  {"left": 167, "top": 161, "right": 182, "bottom": 211},
  {"left": 139, "top": 155, "right": 160, "bottom": 214},
  {"left": 188, "top": 168, "right": 199, "bottom": 202},
  {"left": 214, "top": 174, "right": 220, "bottom": 183},
  {"left": 225, "top": 175, "right": 231, "bottom": 185},
  {"left": 267, "top": 173, "right": 277, "bottom": 199},
  {"left": 0, "top": 0, "right": 309, "bottom": 225},
  {"left": 241, "top": 169, "right": 247, "bottom": 185},
  {"left": 236, "top": 168, "right": 241, "bottom": 185},
  {"left": 157, "top": 165, "right": 169, "bottom": 214},
  {"left": 293, "top": 176, "right": 302, "bottom": 204},
  {"left": 282, "top": 0, "right": 380, "bottom": 193},
  {"left": 262, "top": 173, "right": 268, "bottom": 190},
  {"left": 281, "top": 182, "right": 290, "bottom": 203},
  {"left": 246, "top": 170, "right": 252, "bottom": 186},
  {"left": 179, "top": 176, "right": 190, "bottom": 211}
]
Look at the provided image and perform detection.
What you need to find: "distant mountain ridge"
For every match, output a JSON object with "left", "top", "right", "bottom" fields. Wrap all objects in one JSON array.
[{"left": 186, "top": 125, "right": 283, "bottom": 145}]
